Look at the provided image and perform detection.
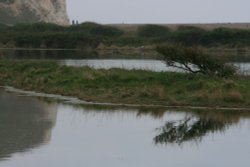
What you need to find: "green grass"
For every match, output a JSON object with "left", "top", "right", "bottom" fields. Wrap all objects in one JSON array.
[{"left": 1, "top": 60, "right": 250, "bottom": 108}]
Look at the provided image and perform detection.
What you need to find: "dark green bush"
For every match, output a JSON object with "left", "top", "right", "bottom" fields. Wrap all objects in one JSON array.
[
  {"left": 1, "top": 22, "right": 250, "bottom": 49},
  {"left": 137, "top": 24, "right": 170, "bottom": 38},
  {"left": 68, "top": 22, "right": 124, "bottom": 37},
  {"left": 156, "top": 44, "right": 236, "bottom": 77}
]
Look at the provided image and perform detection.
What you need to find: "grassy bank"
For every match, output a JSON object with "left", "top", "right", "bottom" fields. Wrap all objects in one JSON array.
[{"left": 1, "top": 60, "right": 250, "bottom": 108}]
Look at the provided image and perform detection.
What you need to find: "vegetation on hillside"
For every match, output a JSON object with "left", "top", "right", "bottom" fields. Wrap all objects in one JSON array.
[
  {"left": 0, "top": 22, "right": 123, "bottom": 49},
  {"left": 137, "top": 24, "right": 170, "bottom": 38},
  {"left": 0, "top": 22, "right": 250, "bottom": 49}
]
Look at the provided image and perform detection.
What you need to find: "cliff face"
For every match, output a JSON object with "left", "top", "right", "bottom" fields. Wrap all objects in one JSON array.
[{"left": 0, "top": 0, "right": 69, "bottom": 25}]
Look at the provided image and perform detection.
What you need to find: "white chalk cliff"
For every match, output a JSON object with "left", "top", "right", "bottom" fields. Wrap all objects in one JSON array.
[{"left": 0, "top": 0, "right": 69, "bottom": 25}]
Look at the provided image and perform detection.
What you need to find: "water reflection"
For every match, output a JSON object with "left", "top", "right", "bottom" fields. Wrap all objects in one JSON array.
[
  {"left": 0, "top": 89, "right": 57, "bottom": 160},
  {"left": 59, "top": 59, "right": 176, "bottom": 72},
  {"left": 0, "top": 49, "right": 98, "bottom": 60},
  {"left": 154, "top": 110, "right": 250, "bottom": 145},
  {"left": 1, "top": 89, "right": 250, "bottom": 166},
  {"left": 2, "top": 49, "right": 250, "bottom": 74},
  {"left": 0, "top": 49, "right": 155, "bottom": 60},
  {"left": 58, "top": 104, "right": 250, "bottom": 146}
]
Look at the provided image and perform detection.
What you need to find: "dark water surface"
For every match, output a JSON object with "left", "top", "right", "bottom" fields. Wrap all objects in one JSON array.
[{"left": 1, "top": 89, "right": 250, "bottom": 167}]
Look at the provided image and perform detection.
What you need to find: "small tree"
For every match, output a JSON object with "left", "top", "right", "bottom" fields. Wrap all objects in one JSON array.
[{"left": 156, "top": 44, "right": 236, "bottom": 77}]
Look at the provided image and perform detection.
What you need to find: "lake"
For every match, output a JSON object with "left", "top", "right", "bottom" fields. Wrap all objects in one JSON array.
[
  {"left": 1, "top": 88, "right": 250, "bottom": 167},
  {"left": 1, "top": 49, "right": 250, "bottom": 74}
]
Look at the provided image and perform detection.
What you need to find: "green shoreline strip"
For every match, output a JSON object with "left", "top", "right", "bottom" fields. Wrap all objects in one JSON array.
[{"left": 1, "top": 60, "right": 250, "bottom": 108}]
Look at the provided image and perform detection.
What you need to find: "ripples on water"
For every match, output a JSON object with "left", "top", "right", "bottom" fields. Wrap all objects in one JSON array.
[{"left": 1, "top": 89, "right": 250, "bottom": 167}]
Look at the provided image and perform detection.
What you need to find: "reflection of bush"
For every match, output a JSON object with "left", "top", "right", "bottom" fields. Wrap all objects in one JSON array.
[
  {"left": 154, "top": 110, "right": 250, "bottom": 145},
  {"left": 154, "top": 117, "right": 228, "bottom": 145},
  {"left": 0, "top": 90, "right": 56, "bottom": 159},
  {"left": 0, "top": 49, "right": 99, "bottom": 60}
]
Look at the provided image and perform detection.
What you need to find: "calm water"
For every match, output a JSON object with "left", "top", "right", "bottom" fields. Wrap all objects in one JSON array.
[
  {"left": 58, "top": 59, "right": 250, "bottom": 74},
  {"left": 59, "top": 59, "right": 181, "bottom": 72},
  {"left": 1, "top": 89, "right": 250, "bottom": 167},
  {"left": 1, "top": 49, "right": 250, "bottom": 74}
]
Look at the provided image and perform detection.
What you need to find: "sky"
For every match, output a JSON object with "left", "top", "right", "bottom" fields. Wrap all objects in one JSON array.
[{"left": 66, "top": 0, "right": 250, "bottom": 24}]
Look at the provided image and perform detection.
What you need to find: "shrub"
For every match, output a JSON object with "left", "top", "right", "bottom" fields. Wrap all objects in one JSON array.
[
  {"left": 137, "top": 24, "right": 170, "bottom": 38},
  {"left": 69, "top": 22, "right": 124, "bottom": 37},
  {"left": 172, "top": 26, "right": 206, "bottom": 45},
  {"left": 156, "top": 44, "right": 236, "bottom": 77}
]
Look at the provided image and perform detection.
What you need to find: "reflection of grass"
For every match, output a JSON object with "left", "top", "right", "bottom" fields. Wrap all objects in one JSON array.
[{"left": 1, "top": 60, "right": 250, "bottom": 108}]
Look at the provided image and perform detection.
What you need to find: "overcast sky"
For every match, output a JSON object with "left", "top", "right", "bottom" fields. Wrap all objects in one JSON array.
[{"left": 66, "top": 0, "right": 250, "bottom": 24}]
